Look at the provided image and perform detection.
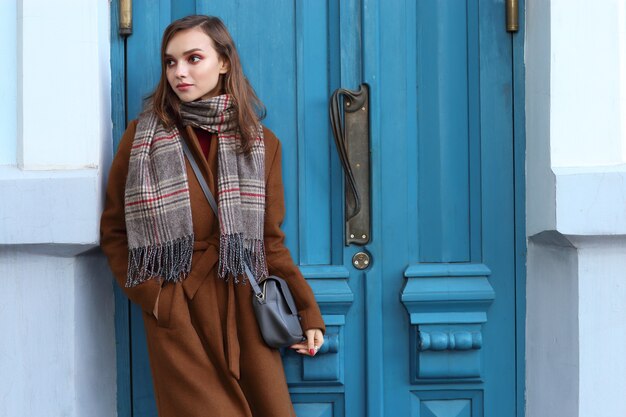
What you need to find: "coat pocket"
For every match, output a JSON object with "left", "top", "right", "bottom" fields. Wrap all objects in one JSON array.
[{"left": 156, "top": 283, "right": 175, "bottom": 328}]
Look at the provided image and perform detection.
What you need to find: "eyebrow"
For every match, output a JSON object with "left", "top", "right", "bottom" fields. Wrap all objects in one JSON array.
[{"left": 164, "top": 48, "right": 204, "bottom": 58}]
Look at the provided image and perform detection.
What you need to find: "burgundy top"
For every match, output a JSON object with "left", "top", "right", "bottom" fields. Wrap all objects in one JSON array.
[{"left": 193, "top": 127, "right": 212, "bottom": 160}]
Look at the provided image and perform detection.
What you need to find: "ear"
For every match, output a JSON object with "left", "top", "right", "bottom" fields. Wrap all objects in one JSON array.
[{"left": 219, "top": 57, "right": 230, "bottom": 75}]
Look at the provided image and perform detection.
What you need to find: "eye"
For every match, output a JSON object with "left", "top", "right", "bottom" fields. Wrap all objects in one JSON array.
[
  {"left": 189, "top": 55, "right": 202, "bottom": 63},
  {"left": 164, "top": 58, "right": 175, "bottom": 67}
]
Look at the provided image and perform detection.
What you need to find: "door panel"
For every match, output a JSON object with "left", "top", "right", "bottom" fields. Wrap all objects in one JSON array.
[
  {"left": 383, "top": 0, "right": 515, "bottom": 415},
  {"left": 111, "top": 1, "right": 519, "bottom": 416},
  {"left": 416, "top": 0, "right": 478, "bottom": 263}
]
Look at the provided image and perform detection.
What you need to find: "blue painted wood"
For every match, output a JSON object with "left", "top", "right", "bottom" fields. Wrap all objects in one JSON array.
[
  {"left": 360, "top": 0, "right": 385, "bottom": 413},
  {"left": 401, "top": 276, "right": 494, "bottom": 324},
  {"left": 109, "top": 3, "right": 131, "bottom": 417},
  {"left": 513, "top": 1, "right": 528, "bottom": 416},
  {"left": 130, "top": 303, "right": 156, "bottom": 417},
  {"left": 477, "top": 0, "right": 517, "bottom": 413},
  {"left": 121, "top": 3, "right": 166, "bottom": 417},
  {"left": 125, "top": 0, "right": 166, "bottom": 120},
  {"left": 404, "top": 263, "right": 491, "bottom": 277},
  {"left": 413, "top": 324, "right": 483, "bottom": 381},
  {"left": 296, "top": 0, "right": 334, "bottom": 265},
  {"left": 111, "top": 0, "right": 523, "bottom": 416},
  {"left": 300, "top": 265, "right": 350, "bottom": 279},
  {"left": 410, "top": 390, "right": 483, "bottom": 417},
  {"left": 377, "top": 0, "right": 516, "bottom": 416},
  {"left": 171, "top": 0, "right": 196, "bottom": 20},
  {"left": 417, "top": 0, "right": 473, "bottom": 263},
  {"left": 291, "top": 393, "right": 345, "bottom": 417},
  {"left": 283, "top": 306, "right": 349, "bottom": 387}
]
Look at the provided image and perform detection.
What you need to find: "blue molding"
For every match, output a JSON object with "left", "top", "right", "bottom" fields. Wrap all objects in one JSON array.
[
  {"left": 302, "top": 328, "right": 341, "bottom": 382},
  {"left": 419, "top": 330, "right": 482, "bottom": 352},
  {"left": 291, "top": 392, "right": 345, "bottom": 417},
  {"left": 410, "top": 389, "right": 483, "bottom": 417},
  {"left": 411, "top": 324, "right": 484, "bottom": 381},
  {"left": 284, "top": 323, "right": 344, "bottom": 386},
  {"left": 109, "top": 1, "right": 131, "bottom": 416},
  {"left": 401, "top": 276, "right": 495, "bottom": 324},
  {"left": 308, "top": 278, "right": 354, "bottom": 314},
  {"left": 513, "top": 1, "right": 527, "bottom": 416},
  {"left": 401, "top": 270, "right": 495, "bottom": 382},
  {"left": 300, "top": 265, "right": 351, "bottom": 279},
  {"left": 405, "top": 263, "right": 492, "bottom": 278},
  {"left": 283, "top": 280, "right": 353, "bottom": 387}
]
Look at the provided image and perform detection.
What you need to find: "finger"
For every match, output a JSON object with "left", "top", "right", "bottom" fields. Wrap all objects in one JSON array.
[
  {"left": 315, "top": 330, "right": 324, "bottom": 347},
  {"left": 306, "top": 330, "right": 315, "bottom": 355}
]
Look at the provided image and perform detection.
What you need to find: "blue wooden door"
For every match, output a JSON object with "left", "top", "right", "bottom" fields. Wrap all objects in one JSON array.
[{"left": 111, "top": 1, "right": 522, "bottom": 416}]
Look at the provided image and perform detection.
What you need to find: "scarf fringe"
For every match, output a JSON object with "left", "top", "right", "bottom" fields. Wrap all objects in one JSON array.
[
  {"left": 218, "top": 233, "right": 269, "bottom": 284},
  {"left": 126, "top": 234, "right": 194, "bottom": 287}
]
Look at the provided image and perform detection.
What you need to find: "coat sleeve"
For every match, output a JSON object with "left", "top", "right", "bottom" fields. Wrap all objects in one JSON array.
[
  {"left": 263, "top": 138, "right": 326, "bottom": 335},
  {"left": 100, "top": 120, "right": 161, "bottom": 314}
]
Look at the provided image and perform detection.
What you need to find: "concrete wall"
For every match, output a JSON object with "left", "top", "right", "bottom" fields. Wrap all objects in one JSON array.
[
  {"left": 0, "top": 1, "right": 116, "bottom": 416},
  {"left": 525, "top": 1, "right": 626, "bottom": 416}
]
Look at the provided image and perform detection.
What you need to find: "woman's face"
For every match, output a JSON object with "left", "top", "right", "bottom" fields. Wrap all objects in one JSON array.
[{"left": 164, "top": 28, "right": 229, "bottom": 102}]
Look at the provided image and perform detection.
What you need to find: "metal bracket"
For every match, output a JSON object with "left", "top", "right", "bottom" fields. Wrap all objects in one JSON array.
[
  {"left": 330, "top": 84, "right": 371, "bottom": 246},
  {"left": 119, "top": 0, "right": 132, "bottom": 36}
]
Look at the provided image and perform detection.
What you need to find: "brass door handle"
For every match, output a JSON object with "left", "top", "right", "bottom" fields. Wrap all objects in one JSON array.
[
  {"left": 506, "top": 0, "right": 519, "bottom": 32},
  {"left": 119, "top": 0, "right": 132, "bottom": 36}
]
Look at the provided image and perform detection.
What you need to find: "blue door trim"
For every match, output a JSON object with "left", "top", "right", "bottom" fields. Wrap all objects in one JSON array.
[
  {"left": 361, "top": 2, "right": 383, "bottom": 415},
  {"left": 109, "top": 3, "right": 131, "bottom": 417},
  {"left": 512, "top": 0, "right": 527, "bottom": 416}
]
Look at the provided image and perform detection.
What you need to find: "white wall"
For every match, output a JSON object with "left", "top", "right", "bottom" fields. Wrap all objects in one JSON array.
[
  {"left": 0, "top": 1, "right": 116, "bottom": 416},
  {"left": 550, "top": 1, "right": 626, "bottom": 168},
  {"left": 525, "top": 1, "right": 626, "bottom": 416},
  {"left": 17, "top": 0, "right": 103, "bottom": 170},
  {"left": 575, "top": 236, "right": 626, "bottom": 417},
  {"left": 526, "top": 233, "right": 578, "bottom": 417},
  {"left": 525, "top": 0, "right": 555, "bottom": 238},
  {"left": 0, "top": 249, "right": 116, "bottom": 417},
  {"left": 0, "top": 0, "right": 17, "bottom": 165}
]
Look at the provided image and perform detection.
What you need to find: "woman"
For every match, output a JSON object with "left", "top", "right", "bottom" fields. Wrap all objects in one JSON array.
[{"left": 100, "top": 15, "right": 325, "bottom": 417}]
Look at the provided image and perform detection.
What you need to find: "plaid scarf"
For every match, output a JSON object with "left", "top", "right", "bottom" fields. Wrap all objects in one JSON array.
[{"left": 124, "top": 94, "right": 268, "bottom": 287}]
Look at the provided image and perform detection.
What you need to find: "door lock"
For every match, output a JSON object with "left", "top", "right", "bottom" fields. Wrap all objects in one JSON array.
[{"left": 352, "top": 251, "right": 371, "bottom": 270}]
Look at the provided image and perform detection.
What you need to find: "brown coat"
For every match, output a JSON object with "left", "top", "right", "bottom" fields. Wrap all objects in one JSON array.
[{"left": 100, "top": 120, "right": 325, "bottom": 417}]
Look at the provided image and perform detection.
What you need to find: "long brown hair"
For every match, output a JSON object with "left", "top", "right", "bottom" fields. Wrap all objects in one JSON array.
[{"left": 147, "top": 15, "right": 266, "bottom": 153}]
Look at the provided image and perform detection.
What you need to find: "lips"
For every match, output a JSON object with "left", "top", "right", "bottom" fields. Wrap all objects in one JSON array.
[{"left": 176, "top": 83, "right": 193, "bottom": 91}]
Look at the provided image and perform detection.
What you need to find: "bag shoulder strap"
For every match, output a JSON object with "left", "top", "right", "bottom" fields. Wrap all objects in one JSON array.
[
  {"left": 181, "top": 138, "right": 219, "bottom": 214},
  {"left": 180, "top": 137, "right": 264, "bottom": 297}
]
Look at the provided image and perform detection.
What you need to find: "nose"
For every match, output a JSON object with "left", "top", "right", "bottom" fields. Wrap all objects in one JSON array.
[{"left": 175, "top": 62, "right": 188, "bottom": 79}]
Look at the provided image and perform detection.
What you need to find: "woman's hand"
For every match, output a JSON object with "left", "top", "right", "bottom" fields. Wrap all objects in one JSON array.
[{"left": 290, "top": 328, "right": 324, "bottom": 356}]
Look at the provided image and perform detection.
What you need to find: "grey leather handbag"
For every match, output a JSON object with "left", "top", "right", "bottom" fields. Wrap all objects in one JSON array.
[{"left": 181, "top": 138, "right": 305, "bottom": 348}]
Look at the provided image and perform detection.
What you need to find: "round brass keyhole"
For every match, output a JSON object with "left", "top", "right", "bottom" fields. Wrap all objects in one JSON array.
[{"left": 352, "top": 251, "right": 371, "bottom": 270}]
